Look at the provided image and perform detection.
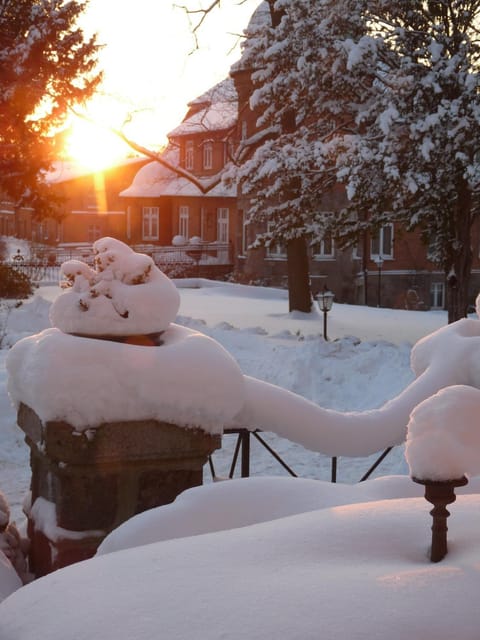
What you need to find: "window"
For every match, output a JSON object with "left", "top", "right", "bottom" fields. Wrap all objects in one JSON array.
[
  {"left": 241, "top": 120, "right": 248, "bottom": 141},
  {"left": 203, "top": 141, "right": 213, "bottom": 170},
  {"left": 371, "top": 223, "right": 393, "bottom": 259},
  {"left": 85, "top": 188, "right": 98, "bottom": 211},
  {"left": 142, "top": 206, "right": 159, "bottom": 240},
  {"left": 217, "top": 208, "right": 229, "bottom": 243},
  {"left": 312, "top": 232, "right": 334, "bottom": 259},
  {"left": 266, "top": 223, "right": 286, "bottom": 259},
  {"left": 179, "top": 206, "right": 189, "bottom": 239},
  {"left": 88, "top": 224, "right": 101, "bottom": 243},
  {"left": 35, "top": 222, "right": 48, "bottom": 241},
  {"left": 430, "top": 282, "right": 445, "bottom": 309},
  {"left": 185, "top": 141, "right": 194, "bottom": 170}
]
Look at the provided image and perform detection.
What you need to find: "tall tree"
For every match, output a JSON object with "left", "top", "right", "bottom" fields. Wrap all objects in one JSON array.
[
  {"left": 228, "top": 0, "right": 376, "bottom": 312},
  {"left": 335, "top": 0, "right": 480, "bottom": 322},
  {"left": 0, "top": 0, "right": 101, "bottom": 219},
  {"left": 199, "top": 0, "right": 480, "bottom": 321}
]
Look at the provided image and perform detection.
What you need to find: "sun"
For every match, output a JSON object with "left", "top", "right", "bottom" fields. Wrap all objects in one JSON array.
[{"left": 64, "top": 117, "right": 131, "bottom": 170}]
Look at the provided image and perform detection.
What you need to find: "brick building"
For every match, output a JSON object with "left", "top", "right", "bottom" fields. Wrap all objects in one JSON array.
[
  {"left": 119, "top": 79, "right": 238, "bottom": 278},
  {"left": 1, "top": 157, "right": 148, "bottom": 260}
]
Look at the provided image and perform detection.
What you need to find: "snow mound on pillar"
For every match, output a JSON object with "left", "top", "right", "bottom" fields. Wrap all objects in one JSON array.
[
  {"left": 406, "top": 384, "right": 480, "bottom": 481},
  {"left": 49, "top": 237, "right": 180, "bottom": 336}
]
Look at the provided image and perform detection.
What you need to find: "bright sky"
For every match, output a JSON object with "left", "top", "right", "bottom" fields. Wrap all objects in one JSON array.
[{"left": 65, "top": 0, "right": 260, "bottom": 169}]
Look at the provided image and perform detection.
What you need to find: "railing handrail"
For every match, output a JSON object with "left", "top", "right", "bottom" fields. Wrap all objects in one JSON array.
[{"left": 211, "top": 428, "right": 395, "bottom": 484}]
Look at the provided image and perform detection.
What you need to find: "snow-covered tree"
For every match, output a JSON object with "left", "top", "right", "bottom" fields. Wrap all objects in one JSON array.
[
  {"left": 335, "top": 0, "right": 480, "bottom": 322},
  {"left": 0, "top": 0, "right": 101, "bottom": 219},
  {"left": 224, "top": 0, "right": 480, "bottom": 320},
  {"left": 228, "top": 0, "right": 378, "bottom": 312}
]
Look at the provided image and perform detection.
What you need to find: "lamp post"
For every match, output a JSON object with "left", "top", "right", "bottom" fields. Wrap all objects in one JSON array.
[
  {"left": 316, "top": 286, "right": 334, "bottom": 340},
  {"left": 374, "top": 255, "right": 384, "bottom": 307}
]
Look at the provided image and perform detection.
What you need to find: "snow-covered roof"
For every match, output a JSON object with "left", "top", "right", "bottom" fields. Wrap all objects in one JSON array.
[
  {"left": 45, "top": 157, "right": 147, "bottom": 184},
  {"left": 168, "top": 78, "right": 238, "bottom": 137},
  {"left": 120, "top": 158, "right": 236, "bottom": 199},
  {"left": 187, "top": 77, "right": 237, "bottom": 110}
]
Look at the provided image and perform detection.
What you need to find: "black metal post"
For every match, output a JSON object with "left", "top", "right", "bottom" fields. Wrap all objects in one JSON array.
[
  {"left": 377, "top": 262, "right": 382, "bottom": 307},
  {"left": 240, "top": 430, "right": 250, "bottom": 478},
  {"left": 323, "top": 309, "right": 328, "bottom": 341},
  {"left": 331, "top": 457, "right": 337, "bottom": 483}
]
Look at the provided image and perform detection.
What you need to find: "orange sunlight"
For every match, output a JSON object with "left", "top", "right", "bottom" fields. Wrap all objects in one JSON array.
[{"left": 64, "top": 117, "right": 131, "bottom": 171}]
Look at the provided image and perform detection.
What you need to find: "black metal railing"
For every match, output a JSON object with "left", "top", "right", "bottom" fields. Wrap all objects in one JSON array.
[
  {"left": 10, "top": 260, "right": 61, "bottom": 283},
  {"left": 208, "top": 428, "right": 395, "bottom": 484},
  {"left": 8, "top": 241, "right": 233, "bottom": 282}
]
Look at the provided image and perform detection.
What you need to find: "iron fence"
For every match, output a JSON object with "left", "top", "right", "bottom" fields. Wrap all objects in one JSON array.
[
  {"left": 208, "top": 428, "right": 395, "bottom": 484},
  {"left": 10, "top": 261, "right": 62, "bottom": 284},
  {"left": 9, "top": 241, "right": 233, "bottom": 282}
]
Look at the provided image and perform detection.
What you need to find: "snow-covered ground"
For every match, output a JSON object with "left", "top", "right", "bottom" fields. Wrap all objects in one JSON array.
[
  {"left": 1, "top": 274, "right": 479, "bottom": 638},
  {"left": 0, "top": 277, "right": 447, "bottom": 524}
]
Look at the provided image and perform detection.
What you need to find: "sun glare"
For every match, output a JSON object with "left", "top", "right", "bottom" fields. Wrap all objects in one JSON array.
[{"left": 65, "top": 118, "right": 130, "bottom": 171}]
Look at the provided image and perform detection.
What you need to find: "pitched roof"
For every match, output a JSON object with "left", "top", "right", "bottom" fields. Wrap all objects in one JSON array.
[
  {"left": 46, "top": 157, "right": 147, "bottom": 184},
  {"left": 120, "top": 149, "right": 235, "bottom": 199},
  {"left": 167, "top": 78, "right": 237, "bottom": 138}
]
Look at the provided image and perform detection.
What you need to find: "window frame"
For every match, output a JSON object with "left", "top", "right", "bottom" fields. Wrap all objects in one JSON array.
[
  {"left": 142, "top": 206, "right": 159, "bottom": 241},
  {"left": 216, "top": 207, "right": 229, "bottom": 243},
  {"left": 179, "top": 205, "right": 189, "bottom": 239},
  {"left": 185, "top": 140, "right": 194, "bottom": 171},
  {"left": 265, "top": 222, "right": 287, "bottom": 260},
  {"left": 312, "top": 232, "right": 335, "bottom": 260},
  {"left": 371, "top": 223, "right": 394, "bottom": 259},
  {"left": 203, "top": 141, "right": 213, "bottom": 170},
  {"left": 430, "top": 282, "right": 445, "bottom": 309},
  {"left": 87, "top": 224, "right": 102, "bottom": 243}
]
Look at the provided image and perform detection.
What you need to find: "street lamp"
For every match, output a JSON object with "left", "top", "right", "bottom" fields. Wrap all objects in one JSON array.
[
  {"left": 316, "top": 286, "right": 334, "bottom": 340},
  {"left": 374, "top": 255, "right": 384, "bottom": 307}
]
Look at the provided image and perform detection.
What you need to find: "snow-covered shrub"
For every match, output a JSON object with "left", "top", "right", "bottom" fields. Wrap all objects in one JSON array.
[{"left": 0, "top": 265, "right": 33, "bottom": 299}]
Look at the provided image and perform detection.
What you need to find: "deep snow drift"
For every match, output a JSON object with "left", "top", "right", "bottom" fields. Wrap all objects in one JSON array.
[{"left": 0, "top": 269, "right": 479, "bottom": 638}]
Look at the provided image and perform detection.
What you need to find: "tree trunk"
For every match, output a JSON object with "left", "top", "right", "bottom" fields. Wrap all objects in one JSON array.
[
  {"left": 446, "top": 252, "right": 471, "bottom": 323},
  {"left": 446, "top": 188, "right": 472, "bottom": 323},
  {"left": 286, "top": 236, "right": 312, "bottom": 312},
  {"left": 280, "top": 103, "right": 313, "bottom": 314}
]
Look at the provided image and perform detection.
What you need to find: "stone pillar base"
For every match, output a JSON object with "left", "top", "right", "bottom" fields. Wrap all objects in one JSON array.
[
  {"left": 17, "top": 403, "right": 221, "bottom": 577},
  {"left": 27, "top": 520, "right": 104, "bottom": 577}
]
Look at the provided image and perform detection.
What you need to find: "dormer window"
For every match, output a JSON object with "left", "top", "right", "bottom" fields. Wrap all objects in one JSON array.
[
  {"left": 203, "top": 141, "right": 213, "bottom": 170},
  {"left": 185, "top": 140, "right": 194, "bottom": 170}
]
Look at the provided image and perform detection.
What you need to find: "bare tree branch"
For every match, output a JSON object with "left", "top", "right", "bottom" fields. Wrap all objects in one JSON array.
[
  {"left": 112, "top": 127, "right": 223, "bottom": 194},
  {"left": 70, "top": 107, "right": 221, "bottom": 193},
  {"left": 174, "top": 0, "right": 251, "bottom": 50}
]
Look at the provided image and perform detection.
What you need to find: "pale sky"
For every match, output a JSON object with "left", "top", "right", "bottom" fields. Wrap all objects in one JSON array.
[{"left": 67, "top": 0, "right": 260, "bottom": 166}]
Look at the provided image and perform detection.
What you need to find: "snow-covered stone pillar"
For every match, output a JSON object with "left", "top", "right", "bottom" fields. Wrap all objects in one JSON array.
[
  {"left": 7, "top": 238, "right": 244, "bottom": 577},
  {"left": 17, "top": 404, "right": 221, "bottom": 576}
]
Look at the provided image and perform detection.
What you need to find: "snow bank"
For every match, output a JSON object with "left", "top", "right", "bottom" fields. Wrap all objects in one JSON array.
[
  {"left": 2, "top": 495, "right": 480, "bottom": 640},
  {"left": 97, "top": 475, "right": 427, "bottom": 554}
]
